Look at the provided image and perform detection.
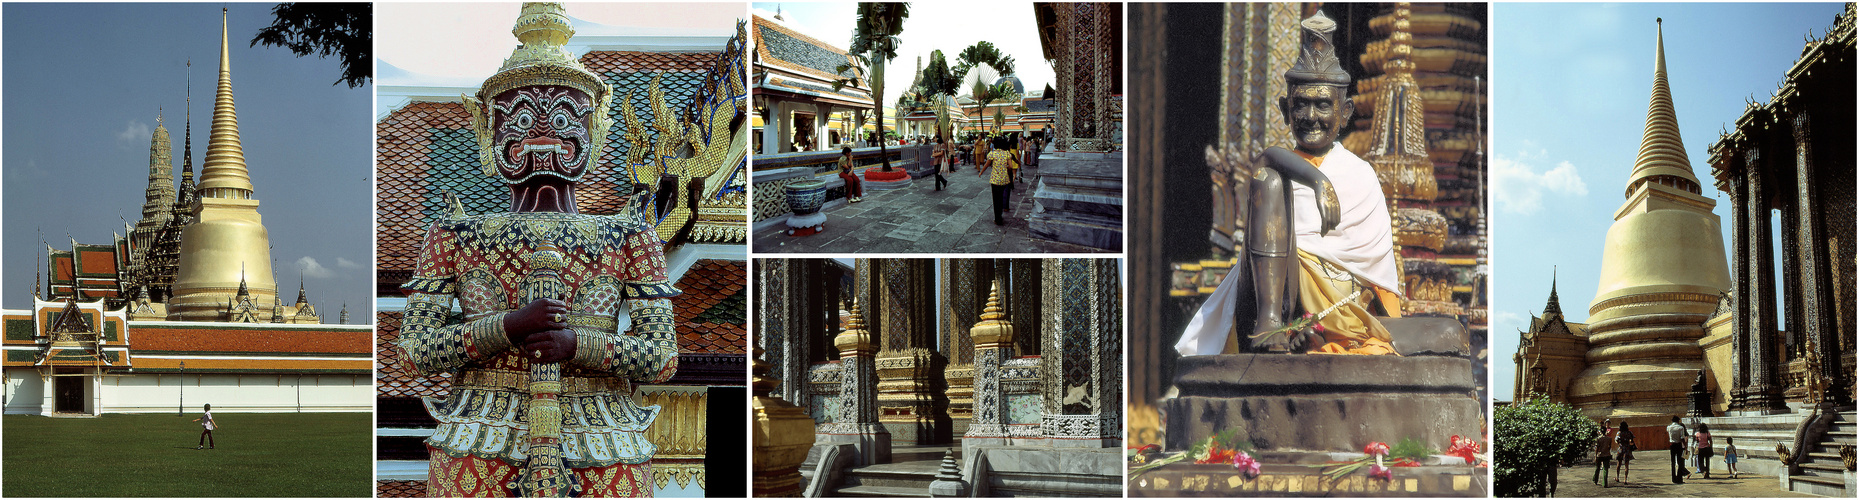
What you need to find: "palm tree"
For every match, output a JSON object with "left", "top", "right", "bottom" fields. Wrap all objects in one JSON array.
[
  {"left": 831, "top": 3, "right": 910, "bottom": 172},
  {"left": 953, "top": 41, "right": 1016, "bottom": 81}
]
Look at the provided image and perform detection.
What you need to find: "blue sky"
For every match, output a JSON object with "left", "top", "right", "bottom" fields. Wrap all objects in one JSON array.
[
  {"left": 1490, "top": 2, "right": 1846, "bottom": 401},
  {"left": 3, "top": 3, "right": 374, "bottom": 320}
]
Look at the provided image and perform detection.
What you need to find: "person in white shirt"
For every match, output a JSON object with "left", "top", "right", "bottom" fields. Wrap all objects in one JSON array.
[
  {"left": 192, "top": 403, "right": 216, "bottom": 450},
  {"left": 1666, "top": 416, "right": 1688, "bottom": 484}
]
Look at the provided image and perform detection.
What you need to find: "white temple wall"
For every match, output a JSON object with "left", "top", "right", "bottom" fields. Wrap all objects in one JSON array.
[{"left": 3, "top": 369, "right": 369, "bottom": 414}]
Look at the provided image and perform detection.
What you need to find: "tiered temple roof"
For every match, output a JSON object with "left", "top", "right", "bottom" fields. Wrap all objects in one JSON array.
[{"left": 751, "top": 14, "right": 872, "bottom": 109}]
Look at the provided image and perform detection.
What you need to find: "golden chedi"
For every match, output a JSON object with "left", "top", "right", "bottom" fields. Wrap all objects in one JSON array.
[
  {"left": 169, "top": 9, "right": 278, "bottom": 321},
  {"left": 1567, "top": 19, "right": 1730, "bottom": 426}
]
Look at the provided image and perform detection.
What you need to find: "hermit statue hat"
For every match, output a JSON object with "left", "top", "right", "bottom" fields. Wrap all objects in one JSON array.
[
  {"left": 464, "top": 2, "right": 614, "bottom": 178},
  {"left": 1284, "top": 10, "right": 1352, "bottom": 86}
]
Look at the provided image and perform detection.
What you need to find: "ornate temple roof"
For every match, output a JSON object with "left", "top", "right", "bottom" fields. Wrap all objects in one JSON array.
[
  {"left": 672, "top": 259, "right": 746, "bottom": 354},
  {"left": 1, "top": 300, "right": 366, "bottom": 373},
  {"left": 750, "top": 14, "right": 872, "bottom": 108}
]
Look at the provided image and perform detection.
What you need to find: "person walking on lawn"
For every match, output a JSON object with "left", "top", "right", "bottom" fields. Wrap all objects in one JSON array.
[{"left": 192, "top": 403, "right": 217, "bottom": 450}]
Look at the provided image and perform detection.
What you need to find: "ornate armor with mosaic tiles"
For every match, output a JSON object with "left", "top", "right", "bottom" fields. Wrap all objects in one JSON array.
[{"left": 389, "top": 3, "right": 681, "bottom": 497}]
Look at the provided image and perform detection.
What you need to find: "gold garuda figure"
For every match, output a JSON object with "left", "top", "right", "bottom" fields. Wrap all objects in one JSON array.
[{"left": 393, "top": 3, "right": 685, "bottom": 496}]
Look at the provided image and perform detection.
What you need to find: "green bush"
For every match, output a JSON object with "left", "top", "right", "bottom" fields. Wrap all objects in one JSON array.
[{"left": 1495, "top": 396, "right": 1599, "bottom": 497}]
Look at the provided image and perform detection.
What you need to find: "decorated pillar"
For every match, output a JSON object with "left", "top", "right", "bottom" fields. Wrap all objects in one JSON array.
[
  {"left": 871, "top": 259, "right": 948, "bottom": 445},
  {"left": 1792, "top": 111, "right": 1847, "bottom": 407},
  {"left": 752, "top": 351, "right": 814, "bottom": 497},
  {"left": 1037, "top": 258, "right": 1121, "bottom": 448},
  {"left": 1049, "top": 3, "right": 1119, "bottom": 152},
  {"left": 821, "top": 299, "right": 890, "bottom": 466},
  {"left": 964, "top": 281, "right": 1014, "bottom": 446},
  {"left": 1738, "top": 147, "right": 1785, "bottom": 411},
  {"left": 1722, "top": 153, "right": 1754, "bottom": 404},
  {"left": 940, "top": 260, "right": 995, "bottom": 433}
]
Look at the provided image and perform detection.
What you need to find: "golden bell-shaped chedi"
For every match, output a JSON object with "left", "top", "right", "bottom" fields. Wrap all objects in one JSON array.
[
  {"left": 168, "top": 8, "right": 277, "bottom": 321},
  {"left": 751, "top": 348, "right": 814, "bottom": 497},
  {"left": 1567, "top": 19, "right": 1730, "bottom": 426}
]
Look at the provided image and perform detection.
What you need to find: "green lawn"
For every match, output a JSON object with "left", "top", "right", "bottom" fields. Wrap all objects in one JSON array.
[{"left": 3, "top": 412, "right": 372, "bottom": 497}]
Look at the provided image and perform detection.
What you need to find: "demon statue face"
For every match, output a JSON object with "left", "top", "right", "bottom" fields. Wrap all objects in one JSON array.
[{"left": 490, "top": 85, "right": 598, "bottom": 184}]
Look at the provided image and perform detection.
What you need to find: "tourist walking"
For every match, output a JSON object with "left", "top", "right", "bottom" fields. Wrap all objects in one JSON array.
[
  {"left": 1694, "top": 423, "right": 1714, "bottom": 479},
  {"left": 1592, "top": 418, "right": 1615, "bottom": 487},
  {"left": 1615, "top": 421, "right": 1635, "bottom": 484},
  {"left": 192, "top": 403, "right": 217, "bottom": 450},
  {"left": 837, "top": 146, "right": 863, "bottom": 203},
  {"left": 930, "top": 136, "right": 950, "bottom": 191},
  {"left": 980, "top": 135, "right": 1019, "bottom": 225},
  {"left": 974, "top": 134, "right": 990, "bottom": 174},
  {"left": 1666, "top": 416, "right": 1687, "bottom": 483},
  {"left": 1723, "top": 436, "right": 1740, "bottom": 479}
]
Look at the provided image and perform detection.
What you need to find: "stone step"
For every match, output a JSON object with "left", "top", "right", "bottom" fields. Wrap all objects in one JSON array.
[
  {"left": 1798, "top": 461, "right": 1846, "bottom": 474},
  {"left": 1805, "top": 451, "right": 1842, "bottom": 461},
  {"left": 833, "top": 485, "right": 934, "bottom": 498},
  {"left": 1786, "top": 471, "right": 1849, "bottom": 498},
  {"left": 1790, "top": 474, "right": 1846, "bottom": 486},
  {"left": 837, "top": 461, "right": 942, "bottom": 491}
]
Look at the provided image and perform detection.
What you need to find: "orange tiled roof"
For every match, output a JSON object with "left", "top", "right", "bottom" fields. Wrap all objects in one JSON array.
[
  {"left": 377, "top": 480, "right": 426, "bottom": 498},
  {"left": 133, "top": 324, "right": 370, "bottom": 354},
  {"left": 672, "top": 260, "right": 746, "bottom": 355},
  {"left": 375, "top": 310, "right": 451, "bottom": 399}
]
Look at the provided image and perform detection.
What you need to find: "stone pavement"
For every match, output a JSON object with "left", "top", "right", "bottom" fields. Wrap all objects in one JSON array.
[
  {"left": 1550, "top": 452, "right": 1817, "bottom": 498},
  {"left": 752, "top": 163, "right": 1110, "bottom": 254}
]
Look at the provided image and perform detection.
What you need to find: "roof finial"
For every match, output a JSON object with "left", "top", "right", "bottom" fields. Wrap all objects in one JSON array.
[{"left": 1544, "top": 266, "right": 1563, "bottom": 317}]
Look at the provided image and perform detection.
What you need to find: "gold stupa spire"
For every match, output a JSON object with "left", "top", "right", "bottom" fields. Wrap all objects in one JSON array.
[
  {"left": 1625, "top": 18, "right": 1701, "bottom": 195},
  {"left": 199, "top": 7, "right": 252, "bottom": 199}
]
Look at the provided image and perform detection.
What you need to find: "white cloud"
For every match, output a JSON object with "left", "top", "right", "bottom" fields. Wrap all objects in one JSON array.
[
  {"left": 1492, "top": 310, "right": 1528, "bottom": 331},
  {"left": 1492, "top": 151, "right": 1588, "bottom": 215},
  {"left": 335, "top": 257, "right": 363, "bottom": 269},
  {"left": 115, "top": 120, "right": 151, "bottom": 144},
  {"left": 296, "top": 256, "right": 335, "bottom": 279}
]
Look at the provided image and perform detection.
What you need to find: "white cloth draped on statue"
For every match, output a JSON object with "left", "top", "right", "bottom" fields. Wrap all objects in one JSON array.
[{"left": 1175, "top": 143, "right": 1400, "bottom": 356}]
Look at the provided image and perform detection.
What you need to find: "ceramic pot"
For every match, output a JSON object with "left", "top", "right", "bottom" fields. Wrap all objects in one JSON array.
[{"left": 785, "top": 179, "right": 828, "bottom": 216}]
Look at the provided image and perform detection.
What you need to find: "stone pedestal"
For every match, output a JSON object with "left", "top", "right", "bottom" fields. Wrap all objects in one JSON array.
[
  {"left": 1160, "top": 354, "right": 1481, "bottom": 454},
  {"left": 1027, "top": 152, "right": 1123, "bottom": 250},
  {"left": 820, "top": 301, "right": 892, "bottom": 466},
  {"left": 965, "top": 281, "right": 1015, "bottom": 446}
]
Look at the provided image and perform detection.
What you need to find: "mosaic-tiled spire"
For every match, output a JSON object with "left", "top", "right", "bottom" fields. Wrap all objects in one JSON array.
[
  {"left": 1626, "top": 18, "right": 1701, "bottom": 194},
  {"left": 199, "top": 8, "right": 253, "bottom": 199},
  {"left": 137, "top": 114, "right": 175, "bottom": 237}
]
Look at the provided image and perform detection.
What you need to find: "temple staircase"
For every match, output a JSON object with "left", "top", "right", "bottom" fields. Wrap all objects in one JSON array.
[
  {"left": 1786, "top": 410, "right": 1854, "bottom": 497},
  {"left": 829, "top": 446, "right": 956, "bottom": 497}
]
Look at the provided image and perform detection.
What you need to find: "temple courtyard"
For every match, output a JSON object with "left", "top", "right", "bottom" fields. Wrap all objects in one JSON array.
[
  {"left": 1547, "top": 453, "right": 1819, "bottom": 498},
  {"left": 752, "top": 162, "right": 1100, "bottom": 253},
  {"left": 3, "top": 413, "right": 372, "bottom": 497}
]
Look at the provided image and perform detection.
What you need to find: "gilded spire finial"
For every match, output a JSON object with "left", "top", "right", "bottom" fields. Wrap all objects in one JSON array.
[
  {"left": 980, "top": 280, "right": 1006, "bottom": 321},
  {"left": 1626, "top": 16, "right": 1701, "bottom": 194},
  {"left": 199, "top": 6, "right": 253, "bottom": 199},
  {"left": 834, "top": 296, "right": 875, "bottom": 354}
]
